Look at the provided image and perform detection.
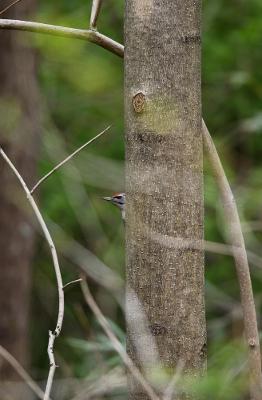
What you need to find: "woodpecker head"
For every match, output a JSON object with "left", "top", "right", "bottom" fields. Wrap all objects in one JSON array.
[{"left": 103, "top": 192, "right": 125, "bottom": 220}]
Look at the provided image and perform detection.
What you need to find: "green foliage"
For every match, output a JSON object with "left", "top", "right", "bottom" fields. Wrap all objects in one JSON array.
[{"left": 26, "top": 0, "right": 262, "bottom": 398}]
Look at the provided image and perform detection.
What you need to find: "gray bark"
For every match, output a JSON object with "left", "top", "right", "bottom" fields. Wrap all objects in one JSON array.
[
  {"left": 125, "top": 1, "right": 206, "bottom": 398},
  {"left": 0, "top": 0, "right": 40, "bottom": 380}
]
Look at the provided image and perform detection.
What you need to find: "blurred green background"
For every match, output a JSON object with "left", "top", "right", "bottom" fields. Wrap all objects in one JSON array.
[{"left": 2, "top": 0, "right": 262, "bottom": 399}]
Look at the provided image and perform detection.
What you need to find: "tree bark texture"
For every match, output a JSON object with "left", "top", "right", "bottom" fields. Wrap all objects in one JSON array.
[
  {"left": 0, "top": 0, "right": 40, "bottom": 381},
  {"left": 125, "top": 1, "right": 206, "bottom": 398}
]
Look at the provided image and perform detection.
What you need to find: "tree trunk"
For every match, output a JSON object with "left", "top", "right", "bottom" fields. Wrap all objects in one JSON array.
[
  {"left": 125, "top": 0, "right": 206, "bottom": 398},
  {"left": 0, "top": 0, "right": 40, "bottom": 380}
]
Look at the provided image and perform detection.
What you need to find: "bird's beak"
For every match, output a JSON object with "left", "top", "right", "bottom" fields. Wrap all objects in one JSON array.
[{"left": 102, "top": 196, "right": 112, "bottom": 202}]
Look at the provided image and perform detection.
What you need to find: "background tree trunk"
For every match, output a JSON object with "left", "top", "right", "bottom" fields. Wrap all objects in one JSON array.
[
  {"left": 125, "top": 0, "right": 206, "bottom": 398},
  {"left": 0, "top": 0, "right": 40, "bottom": 380}
]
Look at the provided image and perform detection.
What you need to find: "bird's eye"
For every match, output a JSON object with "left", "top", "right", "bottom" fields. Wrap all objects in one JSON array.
[{"left": 115, "top": 195, "right": 121, "bottom": 199}]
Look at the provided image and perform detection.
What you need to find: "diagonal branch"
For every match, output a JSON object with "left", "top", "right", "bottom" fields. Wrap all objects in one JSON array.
[
  {"left": 90, "top": 0, "right": 103, "bottom": 29},
  {"left": 0, "top": 0, "right": 23, "bottom": 16},
  {"left": 0, "top": 345, "right": 47, "bottom": 400},
  {"left": 80, "top": 277, "right": 160, "bottom": 400},
  {"left": 0, "top": 147, "right": 64, "bottom": 400},
  {"left": 30, "top": 125, "right": 111, "bottom": 194},
  {"left": 202, "top": 120, "right": 262, "bottom": 400},
  {"left": 0, "top": 19, "right": 124, "bottom": 57}
]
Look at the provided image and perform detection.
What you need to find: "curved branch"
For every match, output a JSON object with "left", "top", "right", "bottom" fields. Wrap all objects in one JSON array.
[
  {"left": 0, "top": 19, "right": 124, "bottom": 58},
  {"left": 0, "top": 147, "right": 64, "bottom": 400},
  {"left": 202, "top": 120, "right": 262, "bottom": 400}
]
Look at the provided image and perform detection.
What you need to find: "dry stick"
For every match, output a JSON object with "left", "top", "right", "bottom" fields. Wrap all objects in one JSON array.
[
  {"left": 0, "top": 0, "right": 23, "bottom": 16},
  {"left": 30, "top": 125, "right": 111, "bottom": 194},
  {"left": 150, "top": 229, "right": 262, "bottom": 270},
  {"left": 90, "top": 0, "right": 103, "bottom": 29},
  {"left": 0, "top": 19, "right": 124, "bottom": 58},
  {"left": 163, "top": 360, "right": 185, "bottom": 400},
  {"left": 206, "top": 240, "right": 262, "bottom": 271},
  {"left": 80, "top": 277, "right": 160, "bottom": 400},
  {"left": 202, "top": 120, "right": 262, "bottom": 400},
  {"left": 71, "top": 367, "right": 126, "bottom": 400},
  {"left": 63, "top": 278, "right": 82, "bottom": 290},
  {"left": 0, "top": 345, "right": 47, "bottom": 400},
  {"left": 0, "top": 148, "right": 64, "bottom": 400}
]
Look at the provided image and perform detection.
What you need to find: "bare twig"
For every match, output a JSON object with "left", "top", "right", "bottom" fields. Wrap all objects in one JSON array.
[
  {"left": 126, "top": 288, "right": 160, "bottom": 374},
  {"left": 0, "top": 0, "right": 23, "bottom": 16},
  {"left": 45, "top": 332, "right": 57, "bottom": 400},
  {"left": 150, "top": 230, "right": 262, "bottom": 269},
  {"left": 0, "top": 345, "right": 46, "bottom": 400},
  {"left": 71, "top": 366, "right": 126, "bottom": 400},
  {"left": 45, "top": 219, "right": 124, "bottom": 294},
  {"left": 30, "top": 126, "right": 111, "bottom": 194},
  {"left": 0, "top": 147, "right": 64, "bottom": 400},
  {"left": 0, "top": 19, "right": 124, "bottom": 57},
  {"left": 202, "top": 120, "right": 262, "bottom": 400},
  {"left": 90, "top": 0, "right": 103, "bottom": 29},
  {"left": 163, "top": 360, "right": 185, "bottom": 400},
  {"left": 63, "top": 278, "right": 82, "bottom": 290},
  {"left": 80, "top": 277, "right": 160, "bottom": 400}
]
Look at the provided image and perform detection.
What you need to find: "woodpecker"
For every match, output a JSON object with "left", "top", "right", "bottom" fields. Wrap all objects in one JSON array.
[{"left": 103, "top": 192, "right": 125, "bottom": 221}]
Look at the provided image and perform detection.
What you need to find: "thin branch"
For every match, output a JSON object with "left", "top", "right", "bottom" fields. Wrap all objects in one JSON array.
[
  {"left": 90, "top": 0, "right": 103, "bottom": 29},
  {"left": 80, "top": 277, "right": 160, "bottom": 400},
  {"left": 46, "top": 219, "right": 124, "bottom": 294},
  {"left": 202, "top": 120, "right": 262, "bottom": 400},
  {"left": 126, "top": 288, "right": 160, "bottom": 377},
  {"left": 70, "top": 367, "right": 126, "bottom": 400},
  {"left": 0, "top": 0, "right": 23, "bottom": 16},
  {"left": 0, "top": 19, "right": 124, "bottom": 58},
  {"left": 163, "top": 360, "right": 185, "bottom": 400},
  {"left": 0, "top": 147, "right": 64, "bottom": 400},
  {"left": 0, "top": 345, "right": 47, "bottom": 400},
  {"left": 63, "top": 278, "right": 82, "bottom": 290},
  {"left": 30, "top": 125, "right": 111, "bottom": 194},
  {"left": 151, "top": 229, "right": 262, "bottom": 270}
]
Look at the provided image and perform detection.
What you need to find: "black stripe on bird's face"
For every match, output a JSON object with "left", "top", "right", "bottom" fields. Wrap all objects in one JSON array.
[
  {"left": 103, "top": 193, "right": 125, "bottom": 210},
  {"left": 112, "top": 194, "right": 125, "bottom": 206}
]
